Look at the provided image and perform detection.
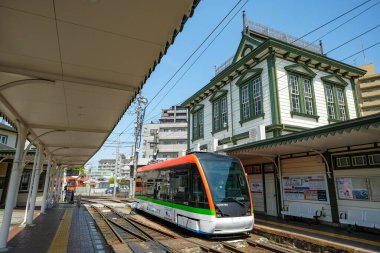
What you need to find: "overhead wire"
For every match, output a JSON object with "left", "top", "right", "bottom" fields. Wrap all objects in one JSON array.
[
  {"left": 104, "top": 0, "right": 248, "bottom": 145},
  {"left": 98, "top": 0, "right": 380, "bottom": 153}
]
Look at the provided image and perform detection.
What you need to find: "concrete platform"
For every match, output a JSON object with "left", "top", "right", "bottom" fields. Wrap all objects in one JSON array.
[
  {"left": 254, "top": 214, "right": 380, "bottom": 253},
  {"left": 3, "top": 204, "right": 111, "bottom": 253}
]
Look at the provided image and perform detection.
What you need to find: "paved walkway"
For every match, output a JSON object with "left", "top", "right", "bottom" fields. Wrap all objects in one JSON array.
[{"left": 3, "top": 204, "right": 110, "bottom": 253}]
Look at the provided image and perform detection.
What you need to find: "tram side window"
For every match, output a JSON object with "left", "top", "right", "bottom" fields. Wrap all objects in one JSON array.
[
  {"left": 156, "top": 170, "right": 171, "bottom": 201},
  {"left": 145, "top": 179, "right": 154, "bottom": 198},
  {"left": 189, "top": 164, "right": 209, "bottom": 209},
  {"left": 170, "top": 167, "right": 189, "bottom": 205}
]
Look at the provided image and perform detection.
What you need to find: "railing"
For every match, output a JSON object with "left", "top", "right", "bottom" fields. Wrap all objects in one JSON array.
[
  {"left": 215, "top": 56, "right": 234, "bottom": 76},
  {"left": 248, "top": 21, "right": 321, "bottom": 54},
  {"left": 214, "top": 21, "right": 321, "bottom": 76}
]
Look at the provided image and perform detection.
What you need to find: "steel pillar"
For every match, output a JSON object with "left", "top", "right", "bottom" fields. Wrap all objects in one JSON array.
[
  {"left": 26, "top": 147, "right": 44, "bottom": 225},
  {"left": 22, "top": 148, "right": 39, "bottom": 224},
  {"left": 0, "top": 123, "right": 27, "bottom": 250},
  {"left": 40, "top": 156, "right": 51, "bottom": 214}
]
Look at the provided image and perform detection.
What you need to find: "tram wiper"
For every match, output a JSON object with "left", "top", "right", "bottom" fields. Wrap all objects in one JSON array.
[{"left": 225, "top": 197, "right": 246, "bottom": 207}]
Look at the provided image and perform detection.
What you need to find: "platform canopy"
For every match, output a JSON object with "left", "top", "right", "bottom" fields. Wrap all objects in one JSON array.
[{"left": 0, "top": 0, "right": 198, "bottom": 167}]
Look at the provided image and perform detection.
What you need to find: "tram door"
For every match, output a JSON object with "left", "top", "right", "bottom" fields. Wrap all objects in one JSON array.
[
  {"left": 264, "top": 173, "right": 277, "bottom": 216},
  {"left": 263, "top": 164, "right": 277, "bottom": 216}
]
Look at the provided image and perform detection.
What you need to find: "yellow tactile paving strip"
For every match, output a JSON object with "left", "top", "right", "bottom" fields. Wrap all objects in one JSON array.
[
  {"left": 256, "top": 218, "right": 380, "bottom": 248},
  {"left": 48, "top": 209, "right": 73, "bottom": 253}
]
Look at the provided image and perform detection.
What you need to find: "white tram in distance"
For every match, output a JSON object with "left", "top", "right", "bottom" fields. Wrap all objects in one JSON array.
[{"left": 135, "top": 152, "right": 254, "bottom": 235}]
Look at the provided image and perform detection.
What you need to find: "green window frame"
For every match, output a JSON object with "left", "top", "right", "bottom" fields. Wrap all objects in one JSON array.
[
  {"left": 324, "top": 82, "right": 349, "bottom": 122},
  {"left": 192, "top": 108, "right": 204, "bottom": 140},
  {"left": 287, "top": 73, "right": 318, "bottom": 120},
  {"left": 238, "top": 76, "right": 264, "bottom": 124},
  {"left": 285, "top": 64, "right": 318, "bottom": 121},
  {"left": 212, "top": 95, "right": 228, "bottom": 133}
]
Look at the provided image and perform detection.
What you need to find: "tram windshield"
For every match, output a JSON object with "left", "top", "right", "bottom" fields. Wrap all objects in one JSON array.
[{"left": 200, "top": 158, "right": 250, "bottom": 204}]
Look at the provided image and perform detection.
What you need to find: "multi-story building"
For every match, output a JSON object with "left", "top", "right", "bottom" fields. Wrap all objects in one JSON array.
[
  {"left": 90, "top": 154, "right": 131, "bottom": 180},
  {"left": 183, "top": 20, "right": 364, "bottom": 152},
  {"left": 356, "top": 63, "right": 380, "bottom": 116},
  {"left": 159, "top": 105, "right": 187, "bottom": 124},
  {"left": 142, "top": 105, "right": 188, "bottom": 161}
]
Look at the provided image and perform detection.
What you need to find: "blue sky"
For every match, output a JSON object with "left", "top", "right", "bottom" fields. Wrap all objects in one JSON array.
[{"left": 86, "top": 0, "right": 380, "bottom": 168}]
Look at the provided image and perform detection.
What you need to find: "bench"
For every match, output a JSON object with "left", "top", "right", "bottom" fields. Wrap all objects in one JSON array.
[
  {"left": 340, "top": 210, "right": 380, "bottom": 229},
  {"left": 281, "top": 202, "right": 323, "bottom": 224}
]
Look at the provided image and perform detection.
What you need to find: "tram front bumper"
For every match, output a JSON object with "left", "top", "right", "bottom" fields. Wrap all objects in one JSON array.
[{"left": 211, "top": 216, "right": 254, "bottom": 234}]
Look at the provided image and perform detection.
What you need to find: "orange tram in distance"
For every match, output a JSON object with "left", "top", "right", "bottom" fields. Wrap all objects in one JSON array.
[{"left": 135, "top": 152, "right": 254, "bottom": 235}]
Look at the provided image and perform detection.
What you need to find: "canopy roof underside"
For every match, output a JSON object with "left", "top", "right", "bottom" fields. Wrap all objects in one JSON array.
[{"left": 0, "top": 0, "right": 198, "bottom": 167}]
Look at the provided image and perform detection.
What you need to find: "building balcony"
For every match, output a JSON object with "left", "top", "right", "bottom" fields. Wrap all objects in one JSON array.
[
  {"left": 158, "top": 144, "right": 187, "bottom": 153},
  {"left": 361, "top": 91, "right": 380, "bottom": 98},
  {"left": 359, "top": 81, "right": 380, "bottom": 89}
]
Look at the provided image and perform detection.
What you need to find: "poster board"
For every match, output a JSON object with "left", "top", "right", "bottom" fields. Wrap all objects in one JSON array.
[
  {"left": 282, "top": 175, "right": 328, "bottom": 202},
  {"left": 336, "top": 177, "right": 369, "bottom": 200}
]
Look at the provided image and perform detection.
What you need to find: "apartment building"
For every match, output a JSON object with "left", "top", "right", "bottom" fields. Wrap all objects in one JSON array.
[
  {"left": 356, "top": 64, "right": 380, "bottom": 116},
  {"left": 142, "top": 105, "right": 187, "bottom": 161}
]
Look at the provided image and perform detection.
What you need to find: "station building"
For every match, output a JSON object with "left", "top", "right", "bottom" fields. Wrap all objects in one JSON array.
[{"left": 182, "top": 19, "right": 380, "bottom": 226}]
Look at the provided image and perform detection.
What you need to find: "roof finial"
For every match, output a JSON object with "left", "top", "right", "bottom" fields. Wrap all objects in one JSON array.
[
  {"left": 243, "top": 10, "right": 248, "bottom": 34},
  {"left": 319, "top": 40, "right": 324, "bottom": 55}
]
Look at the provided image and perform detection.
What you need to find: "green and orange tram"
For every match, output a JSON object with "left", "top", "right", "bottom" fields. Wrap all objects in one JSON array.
[{"left": 135, "top": 152, "right": 254, "bottom": 235}]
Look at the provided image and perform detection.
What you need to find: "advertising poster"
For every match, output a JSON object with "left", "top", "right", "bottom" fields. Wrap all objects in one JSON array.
[
  {"left": 250, "top": 182, "right": 263, "bottom": 193},
  {"left": 336, "top": 177, "right": 369, "bottom": 200},
  {"left": 283, "top": 175, "right": 327, "bottom": 202}
]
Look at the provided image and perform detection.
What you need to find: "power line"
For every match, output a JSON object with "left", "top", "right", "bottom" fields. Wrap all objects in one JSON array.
[
  {"left": 325, "top": 24, "right": 380, "bottom": 54},
  {"left": 341, "top": 40, "right": 380, "bottom": 61},
  {"left": 292, "top": 0, "right": 372, "bottom": 44},
  {"left": 108, "top": 1, "right": 247, "bottom": 143},
  {"left": 309, "top": 0, "right": 380, "bottom": 45},
  {"left": 146, "top": 0, "right": 245, "bottom": 109},
  {"left": 145, "top": 1, "right": 248, "bottom": 120}
]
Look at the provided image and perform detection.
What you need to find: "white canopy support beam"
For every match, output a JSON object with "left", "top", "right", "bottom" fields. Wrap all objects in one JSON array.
[
  {"left": 0, "top": 122, "right": 27, "bottom": 250},
  {"left": 0, "top": 67, "right": 137, "bottom": 92},
  {"left": 28, "top": 124, "right": 110, "bottom": 133}
]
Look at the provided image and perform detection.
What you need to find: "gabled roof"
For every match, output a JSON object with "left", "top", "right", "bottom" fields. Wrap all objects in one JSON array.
[{"left": 182, "top": 36, "right": 366, "bottom": 107}]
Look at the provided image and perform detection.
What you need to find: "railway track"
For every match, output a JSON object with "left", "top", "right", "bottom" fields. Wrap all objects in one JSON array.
[{"left": 84, "top": 198, "right": 306, "bottom": 253}]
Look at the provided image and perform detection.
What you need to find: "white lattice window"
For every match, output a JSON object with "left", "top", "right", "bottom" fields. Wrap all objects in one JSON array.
[
  {"left": 242, "top": 84, "right": 251, "bottom": 120},
  {"left": 337, "top": 87, "right": 346, "bottom": 120},
  {"left": 303, "top": 79, "right": 313, "bottom": 115},
  {"left": 221, "top": 96, "right": 228, "bottom": 128},
  {"left": 290, "top": 75, "right": 300, "bottom": 112},
  {"left": 253, "top": 78, "right": 262, "bottom": 115},
  {"left": 325, "top": 85, "right": 335, "bottom": 119},
  {"left": 213, "top": 101, "right": 220, "bottom": 131}
]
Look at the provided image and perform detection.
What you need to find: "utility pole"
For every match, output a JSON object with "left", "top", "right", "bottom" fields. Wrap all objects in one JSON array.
[
  {"left": 113, "top": 136, "right": 120, "bottom": 197},
  {"left": 130, "top": 94, "right": 148, "bottom": 198},
  {"left": 151, "top": 129, "right": 159, "bottom": 161}
]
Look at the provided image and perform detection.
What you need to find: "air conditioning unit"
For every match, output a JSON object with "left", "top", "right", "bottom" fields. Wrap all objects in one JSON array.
[
  {"left": 207, "top": 138, "right": 218, "bottom": 152},
  {"left": 216, "top": 144, "right": 228, "bottom": 151},
  {"left": 249, "top": 125, "right": 266, "bottom": 142}
]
